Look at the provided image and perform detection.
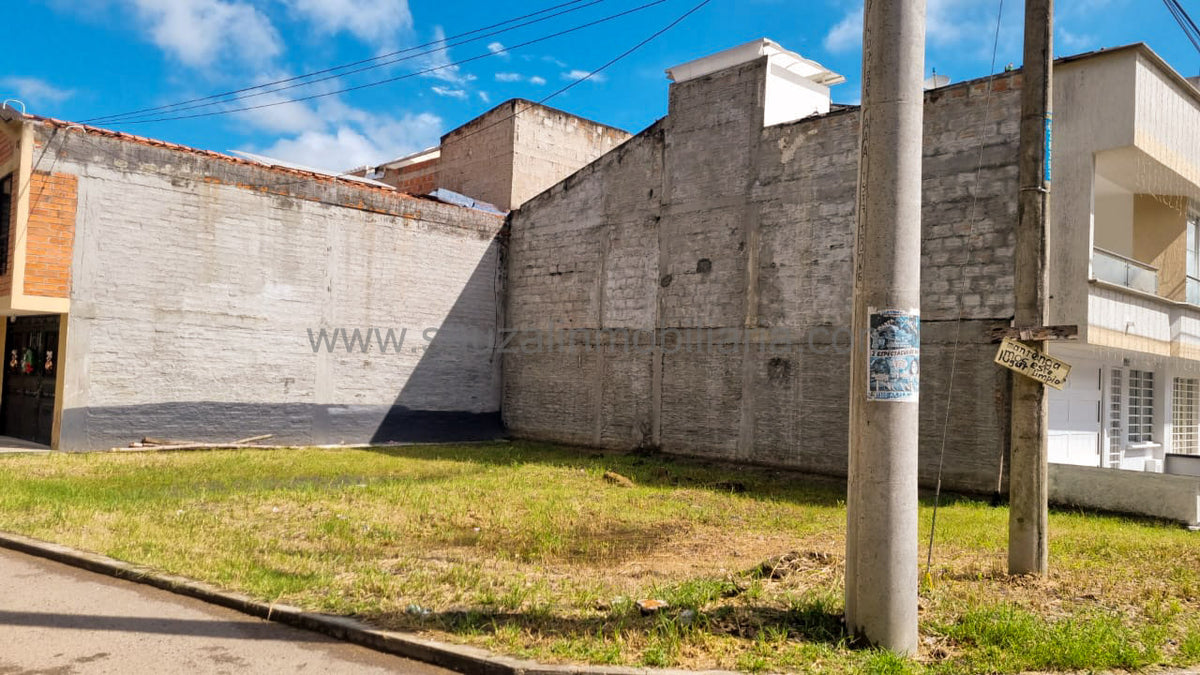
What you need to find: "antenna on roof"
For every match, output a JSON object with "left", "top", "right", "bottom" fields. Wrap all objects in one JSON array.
[{"left": 923, "top": 68, "right": 950, "bottom": 90}]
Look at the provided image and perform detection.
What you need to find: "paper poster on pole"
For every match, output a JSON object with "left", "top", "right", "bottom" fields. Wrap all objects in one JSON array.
[{"left": 867, "top": 308, "right": 920, "bottom": 402}]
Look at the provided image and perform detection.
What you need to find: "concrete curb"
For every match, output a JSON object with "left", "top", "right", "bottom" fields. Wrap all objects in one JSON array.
[{"left": 0, "top": 531, "right": 733, "bottom": 675}]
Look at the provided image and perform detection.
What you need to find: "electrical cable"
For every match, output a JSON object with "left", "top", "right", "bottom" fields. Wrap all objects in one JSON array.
[
  {"left": 924, "top": 0, "right": 1007, "bottom": 588},
  {"left": 257, "top": 0, "right": 710, "bottom": 192},
  {"left": 13, "top": 0, "right": 711, "bottom": 240},
  {"left": 84, "top": 0, "right": 606, "bottom": 125},
  {"left": 1162, "top": 0, "right": 1200, "bottom": 54},
  {"left": 99, "top": 0, "right": 670, "bottom": 126}
]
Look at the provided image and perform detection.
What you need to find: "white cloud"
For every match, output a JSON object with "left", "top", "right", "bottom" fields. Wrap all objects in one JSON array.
[
  {"left": 284, "top": 0, "right": 413, "bottom": 46},
  {"left": 824, "top": 1, "right": 1026, "bottom": 62},
  {"left": 542, "top": 55, "right": 568, "bottom": 68},
  {"left": 561, "top": 69, "right": 604, "bottom": 83},
  {"left": 1057, "top": 28, "right": 1094, "bottom": 52},
  {"left": 479, "top": 91, "right": 491, "bottom": 104},
  {"left": 823, "top": 8, "right": 862, "bottom": 53},
  {"left": 0, "top": 77, "right": 74, "bottom": 107},
  {"left": 488, "top": 42, "right": 509, "bottom": 58},
  {"left": 126, "top": 0, "right": 282, "bottom": 69},
  {"left": 495, "top": 72, "right": 549, "bottom": 85},
  {"left": 247, "top": 109, "right": 443, "bottom": 172},
  {"left": 431, "top": 86, "right": 468, "bottom": 99},
  {"left": 425, "top": 26, "right": 472, "bottom": 85},
  {"left": 238, "top": 93, "right": 326, "bottom": 135}
]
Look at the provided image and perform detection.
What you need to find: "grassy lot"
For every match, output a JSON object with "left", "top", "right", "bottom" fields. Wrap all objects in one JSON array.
[{"left": 0, "top": 442, "right": 1198, "bottom": 674}]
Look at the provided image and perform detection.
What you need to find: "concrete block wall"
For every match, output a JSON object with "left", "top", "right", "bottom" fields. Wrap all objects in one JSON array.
[
  {"left": 438, "top": 103, "right": 518, "bottom": 211},
  {"left": 439, "top": 100, "right": 631, "bottom": 211},
  {"left": 42, "top": 124, "right": 504, "bottom": 450},
  {"left": 511, "top": 103, "right": 631, "bottom": 211},
  {"left": 506, "top": 58, "right": 1023, "bottom": 494}
]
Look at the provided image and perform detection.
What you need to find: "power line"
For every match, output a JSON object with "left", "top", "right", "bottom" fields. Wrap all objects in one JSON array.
[
  {"left": 1162, "top": 0, "right": 1200, "bottom": 55},
  {"left": 20, "top": 0, "right": 712, "bottom": 218},
  {"left": 109, "top": 0, "right": 671, "bottom": 126},
  {"left": 84, "top": 0, "right": 605, "bottom": 125},
  {"left": 249, "top": 0, "right": 711, "bottom": 192},
  {"left": 444, "top": 0, "right": 712, "bottom": 150},
  {"left": 925, "top": 0, "right": 1007, "bottom": 587}
]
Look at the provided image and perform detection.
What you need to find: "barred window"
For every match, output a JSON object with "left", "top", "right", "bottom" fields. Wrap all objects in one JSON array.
[
  {"left": 1109, "top": 368, "right": 1123, "bottom": 467},
  {"left": 1128, "top": 370, "right": 1155, "bottom": 443},
  {"left": 1174, "top": 377, "right": 1200, "bottom": 455}
]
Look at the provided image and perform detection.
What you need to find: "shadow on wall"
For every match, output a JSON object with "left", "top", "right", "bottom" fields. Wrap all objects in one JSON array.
[{"left": 368, "top": 245, "right": 504, "bottom": 444}]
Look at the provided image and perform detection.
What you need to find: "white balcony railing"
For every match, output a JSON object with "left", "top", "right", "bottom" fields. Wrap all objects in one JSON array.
[{"left": 1093, "top": 247, "right": 1158, "bottom": 295}]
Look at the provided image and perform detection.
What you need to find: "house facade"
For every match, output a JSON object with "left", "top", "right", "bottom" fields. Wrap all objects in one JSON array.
[
  {"left": 502, "top": 39, "right": 1200, "bottom": 499},
  {"left": 1045, "top": 47, "right": 1200, "bottom": 480}
]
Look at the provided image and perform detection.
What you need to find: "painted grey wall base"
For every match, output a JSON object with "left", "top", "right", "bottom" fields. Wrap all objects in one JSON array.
[{"left": 59, "top": 403, "right": 503, "bottom": 450}]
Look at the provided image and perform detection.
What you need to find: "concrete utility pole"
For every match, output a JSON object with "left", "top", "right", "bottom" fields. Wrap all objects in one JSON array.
[
  {"left": 845, "top": 0, "right": 925, "bottom": 654},
  {"left": 1008, "top": 0, "right": 1053, "bottom": 576}
]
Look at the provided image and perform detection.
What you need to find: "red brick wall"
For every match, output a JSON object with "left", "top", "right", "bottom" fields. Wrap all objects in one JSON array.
[
  {"left": 24, "top": 171, "right": 76, "bottom": 298},
  {"left": 384, "top": 157, "right": 439, "bottom": 195}
]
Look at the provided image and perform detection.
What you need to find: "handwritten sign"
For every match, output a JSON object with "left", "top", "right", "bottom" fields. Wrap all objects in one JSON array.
[{"left": 994, "top": 338, "right": 1071, "bottom": 390}]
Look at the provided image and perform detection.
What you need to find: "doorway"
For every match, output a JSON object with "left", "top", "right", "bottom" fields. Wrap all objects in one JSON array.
[{"left": 1, "top": 315, "right": 60, "bottom": 446}]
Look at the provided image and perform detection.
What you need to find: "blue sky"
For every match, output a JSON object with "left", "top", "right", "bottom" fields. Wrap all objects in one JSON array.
[{"left": 3, "top": 0, "right": 1199, "bottom": 172}]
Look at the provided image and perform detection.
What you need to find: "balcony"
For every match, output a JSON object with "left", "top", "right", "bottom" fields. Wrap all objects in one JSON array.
[{"left": 1093, "top": 247, "right": 1158, "bottom": 295}]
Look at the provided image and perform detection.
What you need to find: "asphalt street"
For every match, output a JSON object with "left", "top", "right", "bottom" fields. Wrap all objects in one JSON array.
[{"left": 0, "top": 547, "right": 454, "bottom": 674}]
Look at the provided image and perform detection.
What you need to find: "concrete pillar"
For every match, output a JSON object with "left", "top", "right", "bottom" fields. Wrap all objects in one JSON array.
[
  {"left": 1008, "top": 0, "right": 1053, "bottom": 576},
  {"left": 845, "top": 0, "right": 925, "bottom": 655}
]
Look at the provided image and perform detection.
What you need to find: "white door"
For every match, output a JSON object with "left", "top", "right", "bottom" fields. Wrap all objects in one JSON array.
[{"left": 1048, "top": 363, "right": 1102, "bottom": 466}]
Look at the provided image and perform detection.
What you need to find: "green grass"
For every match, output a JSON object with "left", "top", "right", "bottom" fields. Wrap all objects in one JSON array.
[{"left": 0, "top": 441, "right": 1197, "bottom": 673}]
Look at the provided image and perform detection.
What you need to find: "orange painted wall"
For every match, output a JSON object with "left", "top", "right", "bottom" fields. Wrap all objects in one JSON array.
[{"left": 24, "top": 171, "right": 77, "bottom": 298}]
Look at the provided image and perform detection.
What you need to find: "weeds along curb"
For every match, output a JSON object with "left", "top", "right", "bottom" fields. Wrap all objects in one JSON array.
[{"left": 0, "top": 530, "right": 733, "bottom": 675}]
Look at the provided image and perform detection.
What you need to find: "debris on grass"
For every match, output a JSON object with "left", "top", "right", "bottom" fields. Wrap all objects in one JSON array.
[
  {"left": 637, "top": 598, "right": 669, "bottom": 615},
  {"left": 752, "top": 551, "right": 838, "bottom": 580},
  {"left": 603, "top": 470, "right": 635, "bottom": 487}
]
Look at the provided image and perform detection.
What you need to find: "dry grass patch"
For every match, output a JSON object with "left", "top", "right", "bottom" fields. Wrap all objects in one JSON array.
[{"left": 0, "top": 442, "right": 1197, "bottom": 673}]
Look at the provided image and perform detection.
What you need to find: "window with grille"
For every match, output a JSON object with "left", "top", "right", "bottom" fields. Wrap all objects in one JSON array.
[
  {"left": 1174, "top": 377, "right": 1200, "bottom": 455},
  {"left": 1109, "top": 368, "right": 1123, "bottom": 467},
  {"left": 0, "top": 174, "right": 11, "bottom": 276},
  {"left": 1128, "top": 369, "right": 1154, "bottom": 443}
]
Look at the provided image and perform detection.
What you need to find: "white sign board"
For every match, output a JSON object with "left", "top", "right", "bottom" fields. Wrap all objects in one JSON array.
[{"left": 994, "top": 337, "right": 1071, "bottom": 390}]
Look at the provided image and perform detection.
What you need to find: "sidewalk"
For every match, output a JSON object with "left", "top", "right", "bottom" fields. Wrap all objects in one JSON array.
[{"left": 0, "top": 547, "right": 453, "bottom": 674}]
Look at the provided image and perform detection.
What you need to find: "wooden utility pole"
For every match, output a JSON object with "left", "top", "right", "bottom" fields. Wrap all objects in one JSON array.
[
  {"left": 1008, "top": 0, "right": 1053, "bottom": 576},
  {"left": 845, "top": 0, "right": 925, "bottom": 653}
]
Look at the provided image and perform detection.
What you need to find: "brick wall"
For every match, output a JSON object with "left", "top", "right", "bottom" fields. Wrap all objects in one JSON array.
[
  {"left": 506, "top": 59, "right": 1022, "bottom": 494},
  {"left": 37, "top": 123, "right": 505, "bottom": 450},
  {"left": 385, "top": 157, "right": 438, "bottom": 195},
  {"left": 24, "top": 171, "right": 77, "bottom": 298}
]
